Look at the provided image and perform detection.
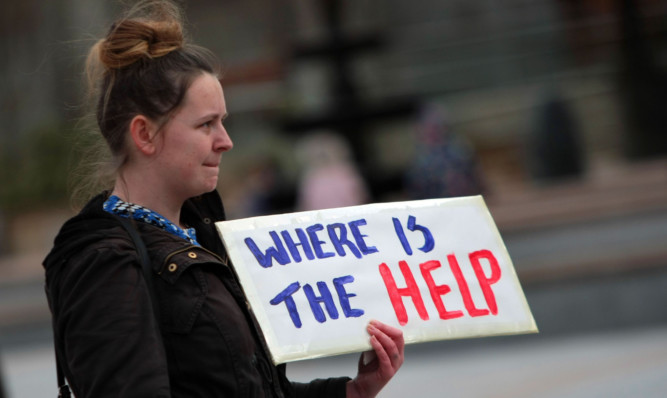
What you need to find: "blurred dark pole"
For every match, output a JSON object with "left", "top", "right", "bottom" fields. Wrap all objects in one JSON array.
[
  {"left": 283, "top": 0, "right": 417, "bottom": 199},
  {"left": 0, "top": 360, "right": 5, "bottom": 398},
  {"left": 323, "top": 0, "right": 359, "bottom": 108},
  {"left": 285, "top": 0, "right": 384, "bottom": 165},
  {"left": 616, "top": 0, "right": 667, "bottom": 159},
  {"left": 316, "top": 0, "right": 365, "bottom": 164}
]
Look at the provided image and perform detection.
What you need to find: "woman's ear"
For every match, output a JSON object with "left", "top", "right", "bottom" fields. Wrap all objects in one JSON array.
[{"left": 129, "top": 115, "right": 158, "bottom": 155}]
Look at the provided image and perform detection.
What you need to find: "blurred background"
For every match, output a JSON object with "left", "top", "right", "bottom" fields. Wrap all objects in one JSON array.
[{"left": 1, "top": 0, "right": 666, "bottom": 396}]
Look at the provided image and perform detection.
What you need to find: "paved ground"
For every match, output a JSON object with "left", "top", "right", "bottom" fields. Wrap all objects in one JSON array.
[{"left": 1, "top": 325, "right": 666, "bottom": 397}]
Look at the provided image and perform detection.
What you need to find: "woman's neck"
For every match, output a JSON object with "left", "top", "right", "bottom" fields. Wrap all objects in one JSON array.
[{"left": 111, "top": 174, "right": 185, "bottom": 229}]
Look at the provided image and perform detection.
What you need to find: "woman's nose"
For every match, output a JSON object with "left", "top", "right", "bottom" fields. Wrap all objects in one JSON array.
[{"left": 214, "top": 125, "right": 233, "bottom": 152}]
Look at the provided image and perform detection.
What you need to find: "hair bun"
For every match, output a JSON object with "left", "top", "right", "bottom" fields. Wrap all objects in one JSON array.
[{"left": 98, "top": 18, "right": 183, "bottom": 69}]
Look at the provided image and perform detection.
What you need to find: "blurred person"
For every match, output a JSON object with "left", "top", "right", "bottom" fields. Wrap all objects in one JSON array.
[
  {"left": 404, "top": 104, "right": 484, "bottom": 200},
  {"left": 296, "top": 132, "right": 370, "bottom": 211},
  {"left": 527, "top": 90, "right": 584, "bottom": 182},
  {"left": 239, "top": 156, "right": 295, "bottom": 217},
  {"left": 42, "top": 1, "right": 403, "bottom": 397}
]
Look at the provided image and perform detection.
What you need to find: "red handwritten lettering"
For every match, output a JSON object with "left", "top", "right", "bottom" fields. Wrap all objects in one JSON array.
[
  {"left": 469, "top": 250, "right": 501, "bottom": 315},
  {"left": 379, "top": 261, "right": 429, "bottom": 326},
  {"left": 447, "top": 254, "right": 489, "bottom": 317},
  {"left": 419, "top": 260, "right": 464, "bottom": 320}
]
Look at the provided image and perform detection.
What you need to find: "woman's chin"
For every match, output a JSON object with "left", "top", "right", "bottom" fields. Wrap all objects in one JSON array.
[{"left": 203, "top": 178, "right": 220, "bottom": 193}]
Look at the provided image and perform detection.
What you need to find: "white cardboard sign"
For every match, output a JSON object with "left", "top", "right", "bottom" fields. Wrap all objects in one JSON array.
[{"left": 216, "top": 196, "right": 537, "bottom": 364}]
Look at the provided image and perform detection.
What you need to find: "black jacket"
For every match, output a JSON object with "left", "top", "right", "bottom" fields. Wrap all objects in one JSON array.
[{"left": 43, "top": 191, "right": 350, "bottom": 398}]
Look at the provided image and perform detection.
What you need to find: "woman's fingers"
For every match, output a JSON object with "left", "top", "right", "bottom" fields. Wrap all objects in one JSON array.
[
  {"left": 368, "top": 329, "right": 399, "bottom": 369},
  {"left": 369, "top": 319, "right": 403, "bottom": 341},
  {"left": 367, "top": 320, "right": 404, "bottom": 370},
  {"left": 348, "top": 320, "right": 405, "bottom": 398}
]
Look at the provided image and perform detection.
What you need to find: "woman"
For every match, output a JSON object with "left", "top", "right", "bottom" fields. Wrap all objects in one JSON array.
[{"left": 43, "top": 1, "right": 403, "bottom": 397}]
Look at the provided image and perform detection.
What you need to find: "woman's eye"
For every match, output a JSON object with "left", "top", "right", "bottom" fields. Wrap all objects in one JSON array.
[{"left": 201, "top": 121, "right": 212, "bottom": 129}]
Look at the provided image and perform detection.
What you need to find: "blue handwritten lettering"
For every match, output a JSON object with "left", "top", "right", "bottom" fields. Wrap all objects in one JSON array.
[
  {"left": 303, "top": 282, "right": 339, "bottom": 323},
  {"left": 407, "top": 215, "right": 435, "bottom": 253},
  {"left": 392, "top": 217, "right": 412, "bottom": 255},
  {"left": 327, "top": 223, "right": 362, "bottom": 258},
  {"left": 244, "top": 218, "right": 378, "bottom": 268},
  {"left": 392, "top": 215, "right": 435, "bottom": 255},
  {"left": 281, "top": 228, "right": 315, "bottom": 262},
  {"left": 306, "top": 224, "right": 335, "bottom": 259},
  {"left": 245, "top": 232, "right": 290, "bottom": 268},
  {"left": 269, "top": 282, "right": 302, "bottom": 328},
  {"left": 333, "top": 275, "right": 364, "bottom": 318},
  {"left": 348, "top": 219, "right": 378, "bottom": 255}
]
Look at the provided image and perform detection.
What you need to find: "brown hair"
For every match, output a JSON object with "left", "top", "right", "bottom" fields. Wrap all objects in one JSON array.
[{"left": 76, "top": 0, "right": 218, "bottom": 202}]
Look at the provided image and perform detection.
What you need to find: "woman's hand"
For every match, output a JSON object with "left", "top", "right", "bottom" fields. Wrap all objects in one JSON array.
[{"left": 346, "top": 320, "right": 405, "bottom": 398}]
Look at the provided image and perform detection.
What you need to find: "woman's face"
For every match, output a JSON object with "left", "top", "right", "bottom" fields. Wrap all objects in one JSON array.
[{"left": 153, "top": 72, "right": 233, "bottom": 201}]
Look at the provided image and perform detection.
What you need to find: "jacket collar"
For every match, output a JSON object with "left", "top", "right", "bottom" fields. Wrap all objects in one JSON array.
[{"left": 43, "top": 190, "right": 228, "bottom": 271}]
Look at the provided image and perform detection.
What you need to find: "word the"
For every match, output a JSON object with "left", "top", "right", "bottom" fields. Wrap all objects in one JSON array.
[
  {"left": 379, "top": 249, "right": 501, "bottom": 325},
  {"left": 270, "top": 275, "right": 364, "bottom": 328},
  {"left": 244, "top": 219, "right": 378, "bottom": 268}
]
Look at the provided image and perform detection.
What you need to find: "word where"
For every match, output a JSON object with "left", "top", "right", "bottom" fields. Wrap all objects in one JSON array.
[{"left": 244, "top": 219, "right": 378, "bottom": 268}]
